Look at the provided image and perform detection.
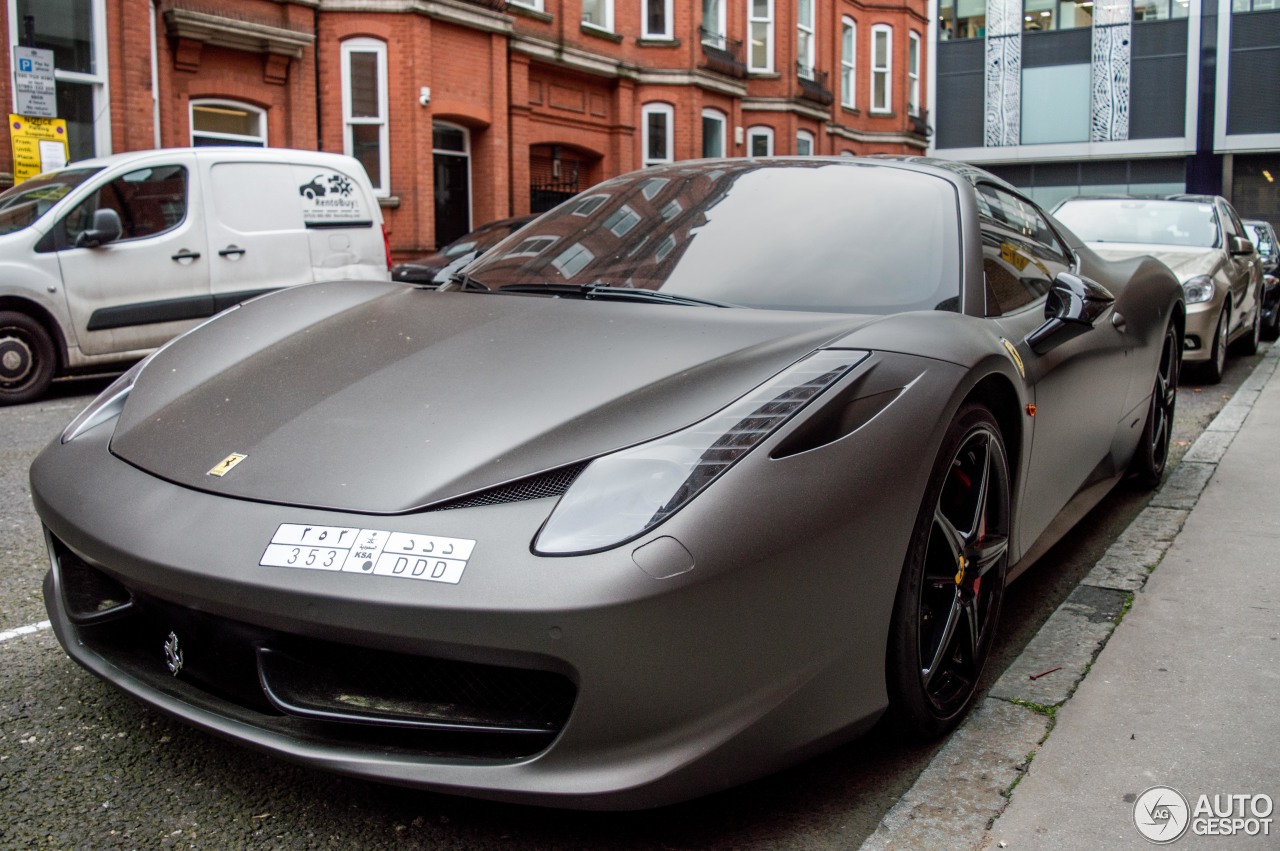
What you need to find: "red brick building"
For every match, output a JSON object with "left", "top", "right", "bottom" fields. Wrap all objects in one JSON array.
[{"left": 2, "top": 0, "right": 930, "bottom": 257}]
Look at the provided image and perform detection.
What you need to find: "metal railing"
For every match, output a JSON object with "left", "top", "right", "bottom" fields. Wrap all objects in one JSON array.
[
  {"left": 699, "top": 25, "right": 747, "bottom": 78},
  {"left": 797, "top": 65, "right": 834, "bottom": 106}
]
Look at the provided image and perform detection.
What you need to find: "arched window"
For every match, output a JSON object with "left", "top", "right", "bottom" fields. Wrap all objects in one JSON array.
[
  {"left": 871, "top": 25, "right": 894, "bottom": 114},
  {"left": 841, "top": 17, "right": 857, "bottom": 109},
  {"left": 702, "top": 108, "right": 727, "bottom": 158},
  {"left": 190, "top": 100, "right": 266, "bottom": 147},
  {"left": 746, "top": 126, "right": 774, "bottom": 157},
  {"left": 796, "top": 129, "right": 815, "bottom": 156}
]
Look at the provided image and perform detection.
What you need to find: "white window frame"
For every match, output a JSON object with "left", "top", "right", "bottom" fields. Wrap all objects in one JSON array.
[
  {"left": 8, "top": 0, "right": 112, "bottom": 158},
  {"left": 841, "top": 16, "right": 857, "bottom": 109},
  {"left": 746, "top": 125, "right": 774, "bottom": 157},
  {"left": 702, "top": 108, "right": 727, "bottom": 158},
  {"left": 870, "top": 24, "right": 893, "bottom": 115},
  {"left": 582, "top": 0, "right": 613, "bottom": 32},
  {"left": 641, "top": 102, "right": 675, "bottom": 166},
  {"left": 189, "top": 99, "right": 267, "bottom": 147},
  {"left": 340, "top": 37, "right": 390, "bottom": 197},
  {"left": 748, "top": 0, "right": 775, "bottom": 73},
  {"left": 702, "top": 0, "right": 727, "bottom": 46},
  {"left": 643, "top": 0, "right": 674, "bottom": 39},
  {"left": 796, "top": 129, "right": 814, "bottom": 155},
  {"left": 908, "top": 30, "right": 922, "bottom": 117},
  {"left": 509, "top": 0, "right": 544, "bottom": 10},
  {"left": 797, "top": 0, "right": 815, "bottom": 79}
]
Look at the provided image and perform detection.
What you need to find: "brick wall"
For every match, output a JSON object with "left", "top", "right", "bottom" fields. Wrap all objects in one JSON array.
[{"left": 0, "top": 0, "right": 929, "bottom": 253}]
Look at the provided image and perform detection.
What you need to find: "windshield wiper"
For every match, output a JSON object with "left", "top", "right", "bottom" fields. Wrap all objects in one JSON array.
[
  {"left": 440, "top": 271, "right": 491, "bottom": 292},
  {"left": 498, "top": 283, "right": 736, "bottom": 308}
]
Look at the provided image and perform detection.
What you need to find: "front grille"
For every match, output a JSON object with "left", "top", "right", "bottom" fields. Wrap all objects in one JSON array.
[
  {"left": 259, "top": 645, "right": 574, "bottom": 734},
  {"left": 54, "top": 538, "right": 576, "bottom": 759}
]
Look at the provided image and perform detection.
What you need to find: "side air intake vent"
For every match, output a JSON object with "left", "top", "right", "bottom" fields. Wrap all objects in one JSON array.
[{"left": 427, "top": 462, "right": 587, "bottom": 511}]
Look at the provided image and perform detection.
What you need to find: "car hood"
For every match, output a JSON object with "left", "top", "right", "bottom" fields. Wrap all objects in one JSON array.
[
  {"left": 1088, "top": 244, "right": 1221, "bottom": 282},
  {"left": 110, "top": 281, "right": 872, "bottom": 513}
]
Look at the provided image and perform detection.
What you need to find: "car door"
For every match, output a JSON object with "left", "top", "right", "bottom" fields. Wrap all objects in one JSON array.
[
  {"left": 1219, "top": 200, "right": 1261, "bottom": 335},
  {"left": 202, "top": 159, "right": 314, "bottom": 305},
  {"left": 54, "top": 156, "right": 210, "bottom": 357},
  {"left": 976, "top": 185, "right": 1131, "bottom": 549}
]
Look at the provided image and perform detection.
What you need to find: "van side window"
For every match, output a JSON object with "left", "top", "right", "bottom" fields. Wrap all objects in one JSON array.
[{"left": 63, "top": 165, "right": 188, "bottom": 244}]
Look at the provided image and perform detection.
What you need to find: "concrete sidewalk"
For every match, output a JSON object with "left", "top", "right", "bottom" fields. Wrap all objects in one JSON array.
[
  {"left": 862, "top": 345, "right": 1280, "bottom": 850},
  {"left": 987, "top": 351, "right": 1280, "bottom": 848}
]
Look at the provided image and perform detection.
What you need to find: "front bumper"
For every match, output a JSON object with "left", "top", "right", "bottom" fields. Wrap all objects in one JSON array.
[
  {"left": 1180, "top": 299, "right": 1221, "bottom": 363},
  {"left": 32, "top": 359, "right": 951, "bottom": 808}
]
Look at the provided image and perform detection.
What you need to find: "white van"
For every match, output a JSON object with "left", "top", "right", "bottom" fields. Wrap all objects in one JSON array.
[{"left": 0, "top": 147, "right": 389, "bottom": 404}]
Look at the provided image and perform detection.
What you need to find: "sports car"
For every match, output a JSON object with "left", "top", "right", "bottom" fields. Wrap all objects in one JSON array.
[{"left": 33, "top": 157, "right": 1183, "bottom": 810}]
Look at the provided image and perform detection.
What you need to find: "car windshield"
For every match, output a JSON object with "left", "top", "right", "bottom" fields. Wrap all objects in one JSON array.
[
  {"left": 444, "top": 221, "right": 525, "bottom": 259},
  {"left": 463, "top": 161, "right": 960, "bottom": 314},
  {"left": 1245, "top": 223, "right": 1275, "bottom": 256},
  {"left": 0, "top": 167, "right": 102, "bottom": 235},
  {"left": 1054, "top": 198, "right": 1221, "bottom": 249}
]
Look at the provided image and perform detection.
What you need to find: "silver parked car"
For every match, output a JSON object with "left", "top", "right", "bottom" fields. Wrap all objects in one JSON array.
[{"left": 1055, "top": 194, "right": 1263, "bottom": 383}]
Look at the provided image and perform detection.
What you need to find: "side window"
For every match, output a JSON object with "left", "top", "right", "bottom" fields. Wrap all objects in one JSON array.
[
  {"left": 1220, "top": 203, "right": 1243, "bottom": 240},
  {"left": 63, "top": 165, "right": 188, "bottom": 245},
  {"left": 977, "top": 184, "right": 1072, "bottom": 316}
]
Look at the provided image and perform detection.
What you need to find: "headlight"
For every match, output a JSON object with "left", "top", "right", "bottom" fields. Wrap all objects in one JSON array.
[
  {"left": 534, "top": 349, "right": 868, "bottom": 555},
  {"left": 1183, "top": 275, "right": 1215, "bottom": 305},
  {"left": 61, "top": 303, "right": 243, "bottom": 443},
  {"left": 61, "top": 354, "right": 152, "bottom": 442}
]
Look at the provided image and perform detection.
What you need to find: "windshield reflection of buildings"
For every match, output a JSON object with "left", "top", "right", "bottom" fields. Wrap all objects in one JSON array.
[{"left": 480, "top": 161, "right": 804, "bottom": 290}]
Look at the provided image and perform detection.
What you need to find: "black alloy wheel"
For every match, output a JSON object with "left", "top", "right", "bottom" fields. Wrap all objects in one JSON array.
[
  {"left": 887, "top": 403, "right": 1010, "bottom": 738},
  {"left": 0, "top": 311, "right": 56, "bottom": 406},
  {"left": 1129, "top": 323, "right": 1179, "bottom": 490}
]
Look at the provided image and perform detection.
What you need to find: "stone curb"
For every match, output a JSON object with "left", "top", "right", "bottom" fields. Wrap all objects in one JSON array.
[{"left": 858, "top": 343, "right": 1280, "bottom": 851}]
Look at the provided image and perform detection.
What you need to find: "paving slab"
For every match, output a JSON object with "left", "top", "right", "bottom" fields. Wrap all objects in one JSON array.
[{"left": 988, "top": 352, "right": 1280, "bottom": 850}]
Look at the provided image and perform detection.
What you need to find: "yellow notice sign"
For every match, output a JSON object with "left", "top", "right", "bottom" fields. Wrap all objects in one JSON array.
[{"left": 8, "top": 114, "right": 69, "bottom": 184}]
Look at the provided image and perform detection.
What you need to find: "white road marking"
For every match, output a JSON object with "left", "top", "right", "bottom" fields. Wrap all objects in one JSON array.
[{"left": 0, "top": 621, "right": 51, "bottom": 644}]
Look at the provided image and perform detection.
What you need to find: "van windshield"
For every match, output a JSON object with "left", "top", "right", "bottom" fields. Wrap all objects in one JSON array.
[{"left": 0, "top": 167, "right": 102, "bottom": 236}]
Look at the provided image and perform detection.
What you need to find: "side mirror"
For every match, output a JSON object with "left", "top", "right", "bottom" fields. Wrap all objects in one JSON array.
[
  {"left": 1025, "top": 272, "right": 1115, "bottom": 355},
  {"left": 74, "top": 208, "right": 123, "bottom": 249},
  {"left": 1230, "top": 235, "right": 1255, "bottom": 256}
]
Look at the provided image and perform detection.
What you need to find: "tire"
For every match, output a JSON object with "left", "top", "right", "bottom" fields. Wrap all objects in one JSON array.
[
  {"left": 1263, "top": 305, "right": 1280, "bottom": 342},
  {"left": 1230, "top": 300, "right": 1261, "bottom": 356},
  {"left": 1197, "top": 307, "right": 1229, "bottom": 385},
  {"left": 0, "top": 310, "right": 56, "bottom": 406},
  {"left": 886, "top": 403, "right": 1010, "bottom": 739},
  {"left": 1129, "top": 323, "right": 1179, "bottom": 490}
]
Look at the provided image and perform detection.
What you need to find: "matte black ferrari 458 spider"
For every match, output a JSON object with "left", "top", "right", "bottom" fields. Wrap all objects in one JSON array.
[{"left": 33, "top": 157, "right": 1183, "bottom": 809}]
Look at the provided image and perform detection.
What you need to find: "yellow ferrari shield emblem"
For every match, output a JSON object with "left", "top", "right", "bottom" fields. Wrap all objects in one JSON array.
[{"left": 207, "top": 453, "right": 248, "bottom": 477}]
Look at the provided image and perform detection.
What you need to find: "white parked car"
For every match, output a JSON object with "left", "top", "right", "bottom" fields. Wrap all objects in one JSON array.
[
  {"left": 0, "top": 147, "right": 388, "bottom": 404},
  {"left": 1054, "top": 194, "right": 1263, "bottom": 384}
]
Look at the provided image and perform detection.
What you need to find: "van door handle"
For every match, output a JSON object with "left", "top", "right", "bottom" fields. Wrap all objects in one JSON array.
[
  {"left": 171, "top": 250, "right": 202, "bottom": 261},
  {"left": 218, "top": 246, "right": 246, "bottom": 258}
]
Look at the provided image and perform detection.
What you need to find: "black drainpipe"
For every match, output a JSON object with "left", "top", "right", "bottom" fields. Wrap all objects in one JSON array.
[{"left": 313, "top": 6, "right": 323, "bottom": 151}]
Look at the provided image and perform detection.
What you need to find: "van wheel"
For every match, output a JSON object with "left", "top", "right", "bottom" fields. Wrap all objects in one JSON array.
[{"left": 0, "top": 311, "right": 56, "bottom": 406}]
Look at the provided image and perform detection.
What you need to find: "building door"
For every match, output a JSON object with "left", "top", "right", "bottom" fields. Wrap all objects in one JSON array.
[{"left": 433, "top": 122, "right": 471, "bottom": 248}]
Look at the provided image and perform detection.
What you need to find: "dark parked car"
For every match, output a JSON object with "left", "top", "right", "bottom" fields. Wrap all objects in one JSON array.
[
  {"left": 1244, "top": 219, "right": 1279, "bottom": 340},
  {"left": 1054, "top": 194, "right": 1263, "bottom": 384},
  {"left": 34, "top": 157, "right": 1183, "bottom": 809},
  {"left": 391, "top": 215, "right": 535, "bottom": 285}
]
